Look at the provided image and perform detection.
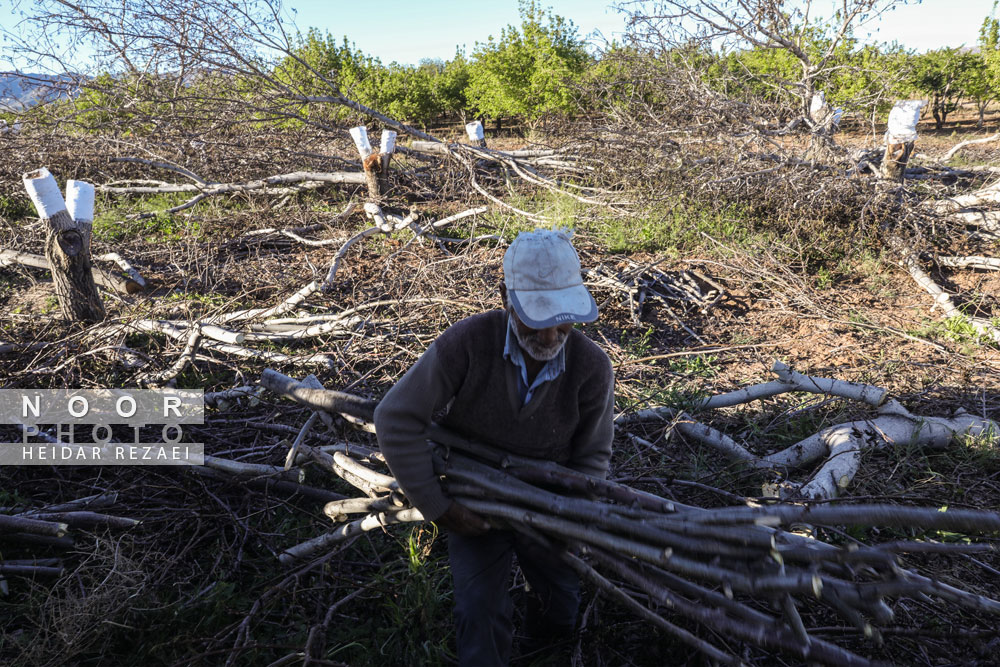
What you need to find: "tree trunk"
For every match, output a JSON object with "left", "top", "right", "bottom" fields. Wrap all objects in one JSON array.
[
  {"left": 378, "top": 130, "right": 396, "bottom": 196},
  {"left": 44, "top": 210, "right": 106, "bottom": 320},
  {"left": 348, "top": 126, "right": 380, "bottom": 202},
  {"left": 933, "top": 95, "right": 945, "bottom": 129},
  {"left": 362, "top": 153, "right": 381, "bottom": 202},
  {"left": 23, "top": 169, "right": 105, "bottom": 321},
  {"left": 881, "top": 141, "right": 914, "bottom": 182}
]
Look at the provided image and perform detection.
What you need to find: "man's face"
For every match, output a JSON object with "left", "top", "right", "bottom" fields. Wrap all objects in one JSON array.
[{"left": 508, "top": 307, "right": 572, "bottom": 361}]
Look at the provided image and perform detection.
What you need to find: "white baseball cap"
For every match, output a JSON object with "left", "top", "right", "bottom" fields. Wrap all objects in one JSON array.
[{"left": 503, "top": 229, "right": 598, "bottom": 329}]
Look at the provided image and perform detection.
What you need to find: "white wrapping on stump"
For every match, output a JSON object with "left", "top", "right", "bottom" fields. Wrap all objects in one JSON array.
[
  {"left": 809, "top": 92, "right": 826, "bottom": 116},
  {"left": 465, "top": 121, "right": 485, "bottom": 141},
  {"left": 379, "top": 130, "right": 397, "bottom": 155},
  {"left": 22, "top": 168, "right": 67, "bottom": 219},
  {"left": 887, "top": 100, "right": 925, "bottom": 143},
  {"left": 66, "top": 180, "right": 95, "bottom": 222},
  {"left": 349, "top": 126, "right": 373, "bottom": 158}
]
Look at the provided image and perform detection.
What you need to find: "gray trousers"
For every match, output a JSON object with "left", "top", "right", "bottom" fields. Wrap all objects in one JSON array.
[{"left": 448, "top": 529, "right": 580, "bottom": 667}]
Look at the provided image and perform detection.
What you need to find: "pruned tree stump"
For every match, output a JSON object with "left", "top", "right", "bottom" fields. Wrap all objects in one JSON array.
[
  {"left": 23, "top": 169, "right": 105, "bottom": 322},
  {"left": 881, "top": 140, "right": 914, "bottom": 182}
]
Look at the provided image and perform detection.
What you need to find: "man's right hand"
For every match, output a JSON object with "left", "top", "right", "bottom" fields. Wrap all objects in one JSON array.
[{"left": 436, "top": 501, "right": 491, "bottom": 536}]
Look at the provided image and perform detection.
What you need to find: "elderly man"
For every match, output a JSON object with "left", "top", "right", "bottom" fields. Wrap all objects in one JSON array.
[{"left": 374, "top": 228, "right": 615, "bottom": 666}]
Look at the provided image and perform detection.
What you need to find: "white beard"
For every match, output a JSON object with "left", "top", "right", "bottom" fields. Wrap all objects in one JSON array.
[{"left": 509, "top": 311, "right": 568, "bottom": 361}]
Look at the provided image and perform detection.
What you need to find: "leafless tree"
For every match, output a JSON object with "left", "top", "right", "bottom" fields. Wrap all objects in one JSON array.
[
  {"left": 5, "top": 0, "right": 436, "bottom": 141},
  {"left": 618, "top": 0, "right": 908, "bottom": 121}
]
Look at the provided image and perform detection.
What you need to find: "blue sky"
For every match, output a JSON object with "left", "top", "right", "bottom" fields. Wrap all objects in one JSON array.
[
  {"left": 279, "top": 1, "right": 629, "bottom": 64},
  {"left": 0, "top": 0, "right": 997, "bottom": 70},
  {"left": 280, "top": 0, "right": 997, "bottom": 63}
]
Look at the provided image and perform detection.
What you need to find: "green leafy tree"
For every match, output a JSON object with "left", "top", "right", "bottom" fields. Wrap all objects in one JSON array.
[
  {"left": 822, "top": 41, "right": 910, "bottom": 116},
  {"left": 428, "top": 52, "right": 471, "bottom": 120},
  {"left": 274, "top": 30, "right": 470, "bottom": 128},
  {"left": 909, "top": 48, "right": 975, "bottom": 129},
  {"left": 978, "top": 5, "right": 1000, "bottom": 128},
  {"left": 363, "top": 62, "right": 439, "bottom": 127},
  {"left": 704, "top": 35, "right": 908, "bottom": 120},
  {"left": 466, "top": 1, "right": 590, "bottom": 127},
  {"left": 273, "top": 29, "right": 377, "bottom": 124},
  {"left": 709, "top": 45, "right": 799, "bottom": 109},
  {"left": 959, "top": 55, "right": 992, "bottom": 129},
  {"left": 623, "top": 0, "right": 912, "bottom": 127}
]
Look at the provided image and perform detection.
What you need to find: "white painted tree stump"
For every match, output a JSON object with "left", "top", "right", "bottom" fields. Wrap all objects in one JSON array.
[
  {"left": 22, "top": 169, "right": 105, "bottom": 321},
  {"left": 466, "top": 120, "right": 486, "bottom": 148}
]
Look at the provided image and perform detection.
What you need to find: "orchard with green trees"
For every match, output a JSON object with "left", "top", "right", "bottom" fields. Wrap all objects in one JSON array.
[{"left": 22, "top": 1, "right": 1000, "bottom": 136}]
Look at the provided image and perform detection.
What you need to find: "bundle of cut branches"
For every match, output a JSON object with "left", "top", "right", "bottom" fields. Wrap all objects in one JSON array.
[{"left": 261, "top": 370, "right": 1000, "bottom": 666}]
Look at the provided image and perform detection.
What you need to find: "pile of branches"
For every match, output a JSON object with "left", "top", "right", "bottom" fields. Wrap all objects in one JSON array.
[
  {"left": 259, "top": 370, "right": 1000, "bottom": 666},
  {"left": 0, "top": 492, "right": 138, "bottom": 593},
  {"left": 569, "top": 49, "right": 895, "bottom": 229},
  {"left": 568, "top": 46, "right": 1000, "bottom": 347}
]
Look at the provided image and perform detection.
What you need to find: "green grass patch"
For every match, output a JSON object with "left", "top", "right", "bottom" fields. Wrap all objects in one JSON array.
[
  {"left": 667, "top": 354, "right": 719, "bottom": 378},
  {"left": 327, "top": 527, "right": 454, "bottom": 666},
  {"left": 0, "top": 193, "right": 34, "bottom": 222},
  {"left": 908, "top": 315, "right": 995, "bottom": 354},
  {"left": 620, "top": 325, "right": 656, "bottom": 358},
  {"left": 164, "top": 290, "right": 229, "bottom": 308},
  {"left": 480, "top": 191, "right": 577, "bottom": 242},
  {"left": 815, "top": 266, "right": 833, "bottom": 289},
  {"left": 93, "top": 195, "right": 204, "bottom": 243},
  {"left": 598, "top": 202, "right": 763, "bottom": 254}
]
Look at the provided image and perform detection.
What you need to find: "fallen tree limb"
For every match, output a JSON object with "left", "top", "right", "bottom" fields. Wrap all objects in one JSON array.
[
  {"left": 583, "top": 546, "right": 872, "bottom": 666},
  {"left": 101, "top": 170, "right": 366, "bottom": 221},
  {"left": 941, "top": 132, "right": 1000, "bottom": 163},
  {"left": 200, "top": 454, "right": 304, "bottom": 481},
  {"left": 934, "top": 255, "right": 1000, "bottom": 271},
  {"left": 0, "top": 563, "right": 65, "bottom": 577},
  {"left": 213, "top": 281, "right": 321, "bottom": 325},
  {"left": 203, "top": 386, "right": 260, "bottom": 407},
  {"left": 22, "top": 511, "right": 140, "bottom": 530},
  {"left": 94, "top": 252, "right": 146, "bottom": 289},
  {"left": 898, "top": 244, "right": 1000, "bottom": 344},
  {"left": 321, "top": 208, "right": 419, "bottom": 289},
  {"left": 283, "top": 374, "right": 326, "bottom": 470},
  {"left": 1, "top": 248, "right": 143, "bottom": 294},
  {"left": 136, "top": 324, "right": 202, "bottom": 387},
  {"left": 276, "top": 508, "right": 424, "bottom": 565},
  {"left": 560, "top": 547, "right": 741, "bottom": 665},
  {"left": 0, "top": 514, "right": 69, "bottom": 537},
  {"left": 18, "top": 492, "right": 119, "bottom": 515},
  {"left": 623, "top": 360, "right": 888, "bottom": 424},
  {"left": 98, "top": 171, "right": 366, "bottom": 195},
  {"left": 259, "top": 368, "right": 377, "bottom": 422}
]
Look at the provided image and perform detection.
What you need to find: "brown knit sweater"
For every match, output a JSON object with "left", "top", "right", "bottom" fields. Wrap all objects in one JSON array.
[{"left": 374, "top": 310, "right": 615, "bottom": 520}]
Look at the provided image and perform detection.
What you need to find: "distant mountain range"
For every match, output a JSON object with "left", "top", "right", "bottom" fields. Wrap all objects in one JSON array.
[{"left": 0, "top": 72, "right": 81, "bottom": 112}]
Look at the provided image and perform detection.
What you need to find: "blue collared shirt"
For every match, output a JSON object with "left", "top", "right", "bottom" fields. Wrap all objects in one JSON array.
[{"left": 503, "top": 315, "right": 566, "bottom": 405}]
